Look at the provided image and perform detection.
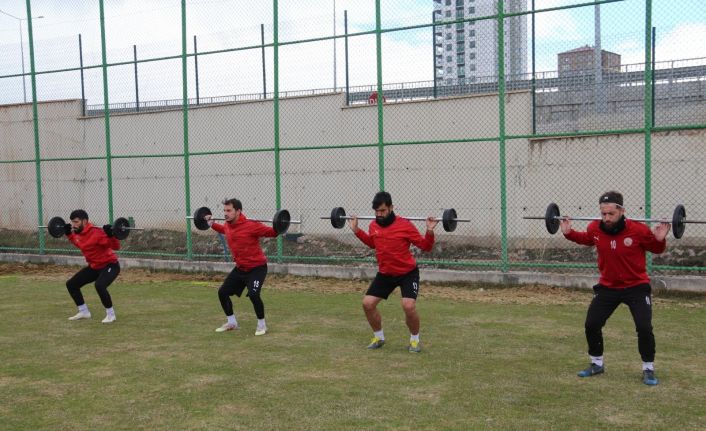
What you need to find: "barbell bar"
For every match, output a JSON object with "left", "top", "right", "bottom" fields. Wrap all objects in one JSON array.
[
  {"left": 39, "top": 216, "right": 142, "bottom": 240},
  {"left": 320, "top": 207, "right": 469, "bottom": 232},
  {"left": 187, "top": 206, "right": 300, "bottom": 235},
  {"left": 523, "top": 203, "right": 706, "bottom": 239}
]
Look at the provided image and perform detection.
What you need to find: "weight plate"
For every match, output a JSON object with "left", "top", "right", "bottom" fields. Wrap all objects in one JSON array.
[
  {"left": 48, "top": 216, "right": 67, "bottom": 238},
  {"left": 545, "top": 203, "right": 561, "bottom": 235},
  {"left": 331, "top": 207, "right": 346, "bottom": 229},
  {"left": 193, "top": 206, "right": 213, "bottom": 231},
  {"left": 273, "top": 209, "right": 291, "bottom": 235},
  {"left": 112, "top": 217, "right": 131, "bottom": 240},
  {"left": 442, "top": 208, "right": 458, "bottom": 232},
  {"left": 672, "top": 204, "right": 686, "bottom": 239}
]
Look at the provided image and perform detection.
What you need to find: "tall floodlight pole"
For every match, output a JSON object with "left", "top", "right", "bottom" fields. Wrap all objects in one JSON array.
[
  {"left": 594, "top": 4, "right": 604, "bottom": 112},
  {"left": 333, "top": 0, "right": 337, "bottom": 89},
  {"left": 0, "top": 10, "right": 44, "bottom": 103}
]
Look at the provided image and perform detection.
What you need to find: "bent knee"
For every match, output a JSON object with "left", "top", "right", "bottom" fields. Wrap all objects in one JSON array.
[
  {"left": 401, "top": 300, "right": 417, "bottom": 314},
  {"left": 635, "top": 324, "right": 653, "bottom": 334}
]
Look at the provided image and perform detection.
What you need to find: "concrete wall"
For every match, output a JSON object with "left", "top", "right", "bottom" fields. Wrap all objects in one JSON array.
[{"left": 1, "top": 92, "right": 705, "bottom": 246}]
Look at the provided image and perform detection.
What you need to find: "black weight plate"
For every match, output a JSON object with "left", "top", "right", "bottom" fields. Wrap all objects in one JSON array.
[
  {"left": 48, "top": 216, "right": 67, "bottom": 238},
  {"left": 112, "top": 217, "right": 131, "bottom": 240},
  {"left": 545, "top": 203, "right": 561, "bottom": 234},
  {"left": 442, "top": 208, "right": 458, "bottom": 232},
  {"left": 672, "top": 204, "right": 686, "bottom": 239},
  {"left": 193, "top": 206, "right": 212, "bottom": 230},
  {"left": 331, "top": 207, "right": 346, "bottom": 229},
  {"left": 273, "top": 209, "right": 291, "bottom": 235}
]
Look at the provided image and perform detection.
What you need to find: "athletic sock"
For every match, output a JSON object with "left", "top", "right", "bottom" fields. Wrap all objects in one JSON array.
[
  {"left": 590, "top": 355, "right": 604, "bottom": 367},
  {"left": 106, "top": 307, "right": 115, "bottom": 317},
  {"left": 642, "top": 362, "right": 654, "bottom": 371},
  {"left": 410, "top": 333, "right": 420, "bottom": 342},
  {"left": 227, "top": 315, "right": 237, "bottom": 326},
  {"left": 78, "top": 304, "right": 89, "bottom": 313},
  {"left": 257, "top": 318, "right": 266, "bottom": 329},
  {"left": 374, "top": 330, "right": 385, "bottom": 340}
]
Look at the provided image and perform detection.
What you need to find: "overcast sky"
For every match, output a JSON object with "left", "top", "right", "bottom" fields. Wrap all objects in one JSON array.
[{"left": 0, "top": 0, "right": 704, "bottom": 105}]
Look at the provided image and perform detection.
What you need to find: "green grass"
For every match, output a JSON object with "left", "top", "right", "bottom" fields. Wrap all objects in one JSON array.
[{"left": 0, "top": 273, "right": 704, "bottom": 431}]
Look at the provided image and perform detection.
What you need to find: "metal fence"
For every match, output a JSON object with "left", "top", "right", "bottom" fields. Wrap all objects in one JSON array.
[{"left": 1, "top": 0, "right": 705, "bottom": 275}]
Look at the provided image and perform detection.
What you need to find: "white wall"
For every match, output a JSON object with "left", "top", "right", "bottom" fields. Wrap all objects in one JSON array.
[{"left": 2, "top": 92, "right": 705, "bottom": 246}]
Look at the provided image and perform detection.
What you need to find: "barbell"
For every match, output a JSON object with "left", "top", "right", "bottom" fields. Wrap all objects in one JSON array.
[
  {"left": 320, "top": 207, "right": 469, "bottom": 232},
  {"left": 39, "top": 216, "right": 142, "bottom": 240},
  {"left": 523, "top": 203, "right": 706, "bottom": 239},
  {"left": 187, "top": 206, "right": 300, "bottom": 235}
]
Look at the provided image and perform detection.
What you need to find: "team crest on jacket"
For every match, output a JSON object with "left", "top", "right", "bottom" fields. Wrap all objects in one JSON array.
[{"left": 623, "top": 237, "right": 633, "bottom": 247}]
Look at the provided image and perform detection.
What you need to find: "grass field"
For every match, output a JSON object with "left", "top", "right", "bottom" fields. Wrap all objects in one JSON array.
[{"left": 0, "top": 263, "right": 704, "bottom": 431}]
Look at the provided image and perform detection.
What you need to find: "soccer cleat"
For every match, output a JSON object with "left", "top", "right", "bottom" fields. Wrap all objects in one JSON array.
[
  {"left": 255, "top": 326, "right": 267, "bottom": 336},
  {"left": 408, "top": 340, "right": 422, "bottom": 353},
  {"left": 642, "top": 369, "right": 659, "bottom": 386},
  {"left": 68, "top": 311, "right": 91, "bottom": 321},
  {"left": 215, "top": 323, "right": 238, "bottom": 333},
  {"left": 366, "top": 336, "right": 385, "bottom": 349},
  {"left": 577, "top": 363, "right": 605, "bottom": 377},
  {"left": 101, "top": 314, "right": 116, "bottom": 324}
]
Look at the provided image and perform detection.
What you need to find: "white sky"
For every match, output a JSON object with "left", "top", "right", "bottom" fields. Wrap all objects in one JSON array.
[{"left": 0, "top": 0, "right": 704, "bottom": 105}]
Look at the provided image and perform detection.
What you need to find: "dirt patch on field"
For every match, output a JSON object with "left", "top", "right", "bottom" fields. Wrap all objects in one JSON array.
[{"left": 1, "top": 262, "right": 703, "bottom": 307}]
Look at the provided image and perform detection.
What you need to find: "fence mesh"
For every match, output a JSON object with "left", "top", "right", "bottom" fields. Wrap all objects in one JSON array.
[{"left": 1, "top": 0, "right": 705, "bottom": 274}]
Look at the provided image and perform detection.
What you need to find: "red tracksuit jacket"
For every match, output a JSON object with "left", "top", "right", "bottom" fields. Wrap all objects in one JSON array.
[
  {"left": 354, "top": 216, "right": 435, "bottom": 276},
  {"left": 67, "top": 222, "right": 120, "bottom": 269},
  {"left": 211, "top": 214, "right": 278, "bottom": 271},
  {"left": 563, "top": 219, "right": 666, "bottom": 289}
]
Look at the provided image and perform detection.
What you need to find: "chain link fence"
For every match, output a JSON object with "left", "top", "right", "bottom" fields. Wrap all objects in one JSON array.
[{"left": 1, "top": 0, "right": 705, "bottom": 274}]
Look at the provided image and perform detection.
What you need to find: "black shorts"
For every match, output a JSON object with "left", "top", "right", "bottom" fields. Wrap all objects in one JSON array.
[
  {"left": 221, "top": 264, "right": 268, "bottom": 298},
  {"left": 365, "top": 267, "right": 420, "bottom": 300}
]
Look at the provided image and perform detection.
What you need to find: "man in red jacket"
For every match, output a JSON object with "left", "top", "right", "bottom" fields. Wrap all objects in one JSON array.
[
  {"left": 206, "top": 198, "right": 278, "bottom": 336},
  {"left": 350, "top": 191, "right": 437, "bottom": 353},
  {"left": 64, "top": 209, "right": 121, "bottom": 323},
  {"left": 561, "top": 191, "right": 670, "bottom": 385}
]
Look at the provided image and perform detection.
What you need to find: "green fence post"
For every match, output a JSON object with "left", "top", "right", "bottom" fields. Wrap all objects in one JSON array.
[
  {"left": 98, "top": 0, "right": 114, "bottom": 223},
  {"left": 497, "top": 0, "right": 508, "bottom": 272},
  {"left": 643, "top": 0, "right": 654, "bottom": 273},
  {"left": 181, "top": 0, "right": 193, "bottom": 260},
  {"left": 26, "top": 0, "right": 45, "bottom": 253},
  {"left": 274, "top": 0, "right": 283, "bottom": 262},
  {"left": 375, "top": 0, "right": 384, "bottom": 191}
]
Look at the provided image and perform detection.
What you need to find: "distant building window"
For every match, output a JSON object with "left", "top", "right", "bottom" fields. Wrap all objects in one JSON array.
[
  {"left": 469, "top": 6, "right": 475, "bottom": 14},
  {"left": 446, "top": 33, "right": 452, "bottom": 40},
  {"left": 447, "top": 55, "right": 453, "bottom": 62},
  {"left": 446, "top": 44, "right": 452, "bottom": 51},
  {"left": 469, "top": 29, "right": 475, "bottom": 37},
  {"left": 445, "top": 0, "right": 451, "bottom": 5},
  {"left": 469, "top": 40, "right": 476, "bottom": 48},
  {"left": 456, "top": 10, "right": 464, "bottom": 18},
  {"left": 469, "top": 52, "right": 476, "bottom": 59},
  {"left": 447, "top": 67, "right": 453, "bottom": 73},
  {"left": 458, "top": 66, "right": 465, "bottom": 76},
  {"left": 445, "top": 10, "right": 452, "bottom": 17},
  {"left": 469, "top": 64, "right": 476, "bottom": 71}
]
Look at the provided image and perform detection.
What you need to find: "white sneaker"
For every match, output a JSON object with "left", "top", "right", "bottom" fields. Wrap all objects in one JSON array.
[
  {"left": 102, "top": 314, "right": 116, "bottom": 324},
  {"left": 215, "top": 323, "right": 238, "bottom": 333},
  {"left": 255, "top": 326, "right": 267, "bottom": 336},
  {"left": 68, "top": 311, "right": 91, "bottom": 321}
]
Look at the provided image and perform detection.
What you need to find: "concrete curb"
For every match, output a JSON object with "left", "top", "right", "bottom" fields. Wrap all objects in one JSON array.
[{"left": 1, "top": 253, "right": 704, "bottom": 293}]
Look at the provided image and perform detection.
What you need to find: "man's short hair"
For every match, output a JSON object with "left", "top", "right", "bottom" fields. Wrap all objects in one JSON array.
[
  {"left": 372, "top": 191, "right": 393, "bottom": 210},
  {"left": 69, "top": 209, "right": 89, "bottom": 221},
  {"left": 221, "top": 198, "right": 243, "bottom": 210},
  {"left": 599, "top": 191, "right": 624, "bottom": 207}
]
